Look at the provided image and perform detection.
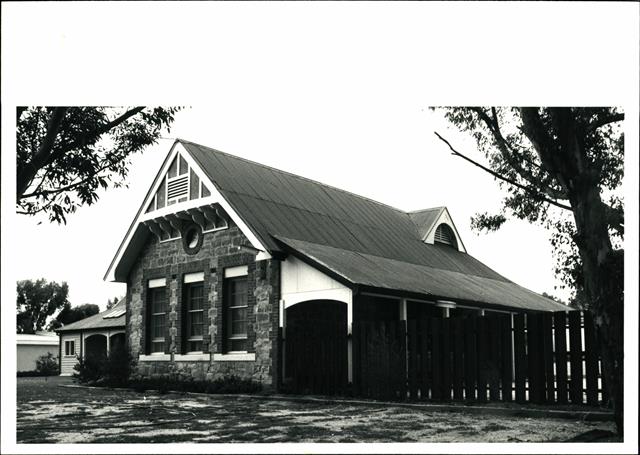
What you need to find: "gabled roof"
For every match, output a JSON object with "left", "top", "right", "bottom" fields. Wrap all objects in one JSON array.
[
  {"left": 107, "top": 139, "right": 568, "bottom": 312},
  {"left": 56, "top": 299, "right": 126, "bottom": 333},
  {"left": 408, "top": 207, "right": 445, "bottom": 240},
  {"left": 183, "top": 141, "right": 485, "bottom": 273}
]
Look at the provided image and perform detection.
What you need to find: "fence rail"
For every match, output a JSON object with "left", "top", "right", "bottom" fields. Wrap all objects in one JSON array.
[{"left": 352, "top": 311, "right": 606, "bottom": 406}]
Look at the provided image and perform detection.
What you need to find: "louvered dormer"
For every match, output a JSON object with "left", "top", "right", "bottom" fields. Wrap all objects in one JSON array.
[{"left": 408, "top": 206, "right": 466, "bottom": 253}]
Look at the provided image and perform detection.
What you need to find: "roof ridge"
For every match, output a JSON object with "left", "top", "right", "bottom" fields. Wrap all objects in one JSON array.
[
  {"left": 178, "top": 138, "right": 410, "bottom": 215},
  {"left": 407, "top": 206, "right": 445, "bottom": 214}
]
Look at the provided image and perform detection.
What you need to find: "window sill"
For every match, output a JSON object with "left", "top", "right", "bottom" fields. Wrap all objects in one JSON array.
[
  {"left": 139, "top": 354, "right": 171, "bottom": 362},
  {"left": 213, "top": 353, "right": 256, "bottom": 362},
  {"left": 174, "top": 353, "right": 211, "bottom": 362}
]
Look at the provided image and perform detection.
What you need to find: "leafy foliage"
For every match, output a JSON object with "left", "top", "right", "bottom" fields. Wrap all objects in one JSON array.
[
  {"left": 436, "top": 106, "right": 625, "bottom": 433},
  {"left": 52, "top": 303, "right": 100, "bottom": 328},
  {"left": 35, "top": 352, "right": 60, "bottom": 376},
  {"left": 17, "top": 106, "right": 182, "bottom": 223},
  {"left": 436, "top": 107, "right": 624, "bottom": 299},
  {"left": 16, "top": 279, "right": 70, "bottom": 333},
  {"left": 73, "top": 341, "right": 134, "bottom": 387},
  {"left": 73, "top": 353, "right": 106, "bottom": 383}
]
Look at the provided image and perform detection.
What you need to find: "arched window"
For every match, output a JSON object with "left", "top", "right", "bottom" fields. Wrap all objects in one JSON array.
[{"left": 434, "top": 223, "right": 458, "bottom": 249}]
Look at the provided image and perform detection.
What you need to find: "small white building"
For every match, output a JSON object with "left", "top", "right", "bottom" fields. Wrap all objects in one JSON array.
[
  {"left": 16, "top": 332, "right": 59, "bottom": 373},
  {"left": 56, "top": 300, "right": 126, "bottom": 376}
]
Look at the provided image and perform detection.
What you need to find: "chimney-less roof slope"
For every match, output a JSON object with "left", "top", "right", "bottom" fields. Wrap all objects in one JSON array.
[
  {"left": 182, "top": 140, "right": 505, "bottom": 281},
  {"left": 56, "top": 299, "right": 126, "bottom": 332}
]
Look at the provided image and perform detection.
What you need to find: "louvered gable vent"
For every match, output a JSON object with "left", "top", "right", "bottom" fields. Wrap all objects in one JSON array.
[
  {"left": 167, "top": 174, "right": 188, "bottom": 200},
  {"left": 145, "top": 151, "right": 213, "bottom": 213}
]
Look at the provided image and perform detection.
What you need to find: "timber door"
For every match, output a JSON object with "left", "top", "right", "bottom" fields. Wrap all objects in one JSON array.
[{"left": 284, "top": 300, "right": 348, "bottom": 395}]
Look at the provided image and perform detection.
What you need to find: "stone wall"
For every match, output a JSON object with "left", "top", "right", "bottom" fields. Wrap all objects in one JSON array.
[{"left": 126, "top": 220, "right": 280, "bottom": 388}]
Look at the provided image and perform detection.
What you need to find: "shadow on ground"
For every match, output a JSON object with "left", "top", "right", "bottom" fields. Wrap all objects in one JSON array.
[{"left": 17, "top": 376, "right": 617, "bottom": 443}]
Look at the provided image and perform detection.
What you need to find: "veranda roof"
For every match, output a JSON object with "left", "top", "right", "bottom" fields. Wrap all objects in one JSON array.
[
  {"left": 56, "top": 299, "right": 126, "bottom": 333},
  {"left": 275, "top": 236, "right": 568, "bottom": 312}
]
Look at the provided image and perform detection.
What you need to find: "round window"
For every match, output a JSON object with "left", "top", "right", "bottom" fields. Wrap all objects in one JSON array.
[{"left": 181, "top": 223, "right": 203, "bottom": 255}]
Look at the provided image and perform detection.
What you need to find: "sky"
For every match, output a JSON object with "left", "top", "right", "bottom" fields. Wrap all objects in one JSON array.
[{"left": 2, "top": 3, "right": 639, "bottom": 454}]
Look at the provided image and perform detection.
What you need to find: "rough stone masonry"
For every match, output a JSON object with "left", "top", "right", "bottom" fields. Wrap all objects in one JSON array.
[{"left": 126, "top": 220, "right": 280, "bottom": 388}]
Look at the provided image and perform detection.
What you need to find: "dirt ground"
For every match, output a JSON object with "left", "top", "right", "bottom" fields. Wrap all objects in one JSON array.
[{"left": 17, "top": 376, "right": 616, "bottom": 443}]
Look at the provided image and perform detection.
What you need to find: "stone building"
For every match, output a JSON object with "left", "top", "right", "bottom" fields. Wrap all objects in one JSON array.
[{"left": 104, "top": 139, "right": 567, "bottom": 390}]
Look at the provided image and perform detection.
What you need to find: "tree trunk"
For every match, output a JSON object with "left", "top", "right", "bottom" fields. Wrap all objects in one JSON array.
[
  {"left": 569, "top": 181, "right": 624, "bottom": 435},
  {"left": 521, "top": 107, "right": 624, "bottom": 435}
]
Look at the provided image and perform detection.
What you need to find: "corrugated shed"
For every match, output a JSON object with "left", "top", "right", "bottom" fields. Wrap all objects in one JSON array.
[
  {"left": 56, "top": 299, "right": 126, "bottom": 333},
  {"left": 275, "top": 237, "right": 568, "bottom": 312}
]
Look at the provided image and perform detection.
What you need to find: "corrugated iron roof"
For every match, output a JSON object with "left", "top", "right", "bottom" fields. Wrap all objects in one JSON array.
[
  {"left": 56, "top": 299, "right": 126, "bottom": 333},
  {"left": 275, "top": 237, "right": 569, "bottom": 312},
  {"left": 183, "top": 140, "right": 506, "bottom": 281},
  {"left": 17, "top": 333, "right": 60, "bottom": 345},
  {"left": 408, "top": 207, "right": 444, "bottom": 240},
  {"left": 106, "top": 139, "right": 566, "bottom": 312}
]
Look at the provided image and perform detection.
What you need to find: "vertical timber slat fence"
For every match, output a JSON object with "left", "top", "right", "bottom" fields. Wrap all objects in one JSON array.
[{"left": 352, "top": 310, "right": 607, "bottom": 406}]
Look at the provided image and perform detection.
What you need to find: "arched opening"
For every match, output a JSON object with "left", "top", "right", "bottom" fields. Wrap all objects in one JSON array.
[
  {"left": 109, "top": 333, "right": 126, "bottom": 357},
  {"left": 434, "top": 223, "right": 458, "bottom": 249},
  {"left": 84, "top": 334, "right": 107, "bottom": 360},
  {"left": 284, "top": 300, "right": 348, "bottom": 395}
]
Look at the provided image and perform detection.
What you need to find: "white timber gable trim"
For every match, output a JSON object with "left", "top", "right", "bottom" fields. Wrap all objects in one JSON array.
[
  {"left": 423, "top": 207, "right": 467, "bottom": 253},
  {"left": 104, "top": 141, "right": 271, "bottom": 282}
]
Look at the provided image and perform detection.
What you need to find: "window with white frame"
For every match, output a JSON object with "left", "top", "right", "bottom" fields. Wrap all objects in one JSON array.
[
  {"left": 183, "top": 272, "right": 205, "bottom": 353},
  {"left": 64, "top": 340, "right": 75, "bottom": 356},
  {"left": 224, "top": 266, "right": 248, "bottom": 352},
  {"left": 148, "top": 279, "right": 167, "bottom": 354}
]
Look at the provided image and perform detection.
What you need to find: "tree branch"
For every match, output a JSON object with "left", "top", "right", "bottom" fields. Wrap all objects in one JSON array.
[
  {"left": 21, "top": 159, "right": 115, "bottom": 199},
  {"left": 16, "top": 107, "right": 68, "bottom": 200},
  {"left": 58, "top": 106, "right": 146, "bottom": 153},
  {"left": 603, "top": 202, "right": 624, "bottom": 236},
  {"left": 518, "top": 107, "right": 577, "bottom": 192},
  {"left": 470, "top": 107, "right": 568, "bottom": 200},
  {"left": 586, "top": 112, "right": 624, "bottom": 134},
  {"left": 17, "top": 107, "right": 145, "bottom": 202},
  {"left": 92, "top": 106, "right": 145, "bottom": 139},
  {"left": 17, "top": 106, "right": 27, "bottom": 121},
  {"left": 434, "top": 131, "right": 572, "bottom": 211}
]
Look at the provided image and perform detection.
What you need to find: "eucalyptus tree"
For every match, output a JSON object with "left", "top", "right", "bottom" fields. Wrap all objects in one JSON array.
[
  {"left": 436, "top": 107, "right": 624, "bottom": 433},
  {"left": 17, "top": 106, "right": 181, "bottom": 223}
]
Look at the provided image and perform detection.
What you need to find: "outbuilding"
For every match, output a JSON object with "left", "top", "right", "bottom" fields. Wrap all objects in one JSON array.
[
  {"left": 56, "top": 300, "right": 126, "bottom": 376},
  {"left": 16, "top": 332, "right": 59, "bottom": 373}
]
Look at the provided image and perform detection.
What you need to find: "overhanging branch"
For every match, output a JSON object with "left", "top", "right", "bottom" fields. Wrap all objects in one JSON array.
[
  {"left": 586, "top": 113, "right": 624, "bottom": 134},
  {"left": 434, "top": 131, "right": 572, "bottom": 211}
]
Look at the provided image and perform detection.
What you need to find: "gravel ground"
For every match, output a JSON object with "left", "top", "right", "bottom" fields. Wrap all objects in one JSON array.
[{"left": 17, "top": 376, "right": 617, "bottom": 443}]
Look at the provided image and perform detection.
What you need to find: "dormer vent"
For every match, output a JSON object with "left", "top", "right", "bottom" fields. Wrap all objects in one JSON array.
[{"left": 434, "top": 223, "right": 458, "bottom": 248}]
